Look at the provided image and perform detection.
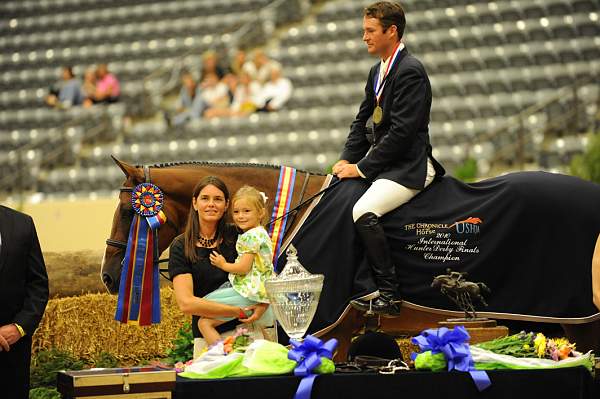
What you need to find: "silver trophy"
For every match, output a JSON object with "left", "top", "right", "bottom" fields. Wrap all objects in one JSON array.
[{"left": 265, "top": 245, "right": 324, "bottom": 340}]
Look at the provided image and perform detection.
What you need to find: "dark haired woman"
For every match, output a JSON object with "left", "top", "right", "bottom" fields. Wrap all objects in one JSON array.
[{"left": 168, "top": 176, "right": 268, "bottom": 340}]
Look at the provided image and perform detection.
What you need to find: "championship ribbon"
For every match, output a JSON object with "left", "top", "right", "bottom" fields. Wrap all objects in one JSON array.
[
  {"left": 268, "top": 165, "right": 296, "bottom": 269},
  {"left": 288, "top": 335, "right": 338, "bottom": 399},
  {"left": 115, "top": 183, "right": 166, "bottom": 326},
  {"left": 411, "top": 326, "right": 492, "bottom": 392}
]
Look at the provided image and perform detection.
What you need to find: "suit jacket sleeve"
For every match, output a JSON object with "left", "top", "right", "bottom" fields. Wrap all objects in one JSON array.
[
  {"left": 340, "top": 67, "right": 376, "bottom": 163},
  {"left": 357, "top": 65, "right": 430, "bottom": 180},
  {"left": 13, "top": 216, "right": 49, "bottom": 335}
]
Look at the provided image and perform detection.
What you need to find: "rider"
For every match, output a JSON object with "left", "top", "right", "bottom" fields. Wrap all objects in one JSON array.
[{"left": 332, "top": 1, "right": 445, "bottom": 316}]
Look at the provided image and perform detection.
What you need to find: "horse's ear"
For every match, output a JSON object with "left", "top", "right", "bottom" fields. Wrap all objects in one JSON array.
[{"left": 112, "top": 155, "right": 144, "bottom": 182}]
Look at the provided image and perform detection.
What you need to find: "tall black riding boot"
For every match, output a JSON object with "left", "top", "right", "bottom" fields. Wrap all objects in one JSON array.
[{"left": 350, "top": 212, "right": 402, "bottom": 316}]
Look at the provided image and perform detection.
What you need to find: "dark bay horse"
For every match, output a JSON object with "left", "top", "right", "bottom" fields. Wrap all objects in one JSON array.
[{"left": 102, "top": 158, "right": 600, "bottom": 360}]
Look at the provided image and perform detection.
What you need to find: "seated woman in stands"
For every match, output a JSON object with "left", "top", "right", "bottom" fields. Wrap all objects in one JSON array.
[
  {"left": 92, "top": 63, "right": 120, "bottom": 104},
  {"left": 45, "top": 66, "right": 85, "bottom": 108}
]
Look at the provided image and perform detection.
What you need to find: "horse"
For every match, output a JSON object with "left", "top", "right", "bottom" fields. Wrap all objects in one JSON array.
[{"left": 102, "top": 158, "right": 600, "bottom": 360}]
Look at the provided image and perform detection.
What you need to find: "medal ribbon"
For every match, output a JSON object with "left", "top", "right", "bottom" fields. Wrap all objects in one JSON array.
[{"left": 373, "top": 42, "right": 403, "bottom": 104}]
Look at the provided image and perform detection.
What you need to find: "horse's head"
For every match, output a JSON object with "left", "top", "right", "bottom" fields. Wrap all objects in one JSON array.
[{"left": 101, "top": 157, "right": 184, "bottom": 294}]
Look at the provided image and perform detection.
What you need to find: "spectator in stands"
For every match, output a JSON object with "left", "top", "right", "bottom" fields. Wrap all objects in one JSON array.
[
  {"left": 201, "top": 72, "right": 231, "bottom": 119},
  {"left": 230, "top": 71, "right": 262, "bottom": 116},
  {"left": 243, "top": 49, "right": 281, "bottom": 84},
  {"left": 93, "top": 63, "right": 120, "bottom": 103},
  {"left": 229, "top": 49, "right": 247, "bottom": 77},
  {"left": 82, "top": 67, "right": 97, "bottom": 108},
  {"left": 45, "top": 66, "right": 85, "bottom": 108},
  {"left": 200, "top": 50, "right": 225, "bottom": 82},
  {"left": 332, "top": 1, "right": 445, "bottom": 316},
  {"left": 255, "top": 65, "right": 293, "bottom": 112},
  {"left": 202, "top": 71, "right": 262, "bottom": 119},
  {"left": 167, "top": 70, "right": 206, "bottom": 126}
]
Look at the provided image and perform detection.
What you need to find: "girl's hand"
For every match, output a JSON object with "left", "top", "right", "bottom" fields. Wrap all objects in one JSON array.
[
  {"left": 239, "top": 303, "right": 268, "bottom": 323},
  {"left": 209, "top": 251, "right": 225, "bottom": 268}
]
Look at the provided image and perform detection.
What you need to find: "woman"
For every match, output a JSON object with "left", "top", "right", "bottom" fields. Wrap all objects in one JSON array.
[{"left": 168, "top": 176, "right": 268, "bottom": 339}]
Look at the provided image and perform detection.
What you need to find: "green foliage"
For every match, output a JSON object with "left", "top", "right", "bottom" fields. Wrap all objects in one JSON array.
[
  {"left": 30, "top": 348, "right": 86, "bottom": 388},
  {"left": 324, "top": 162, "right": 335, "bottom": 174},
  {"left": 29, "top": 387, "right": 61, "bottom": 399},
  {"left": 570, "top": 133, "right": 600, "bottom": 184},
  {"left": 453, "top": 158, "right": 478, "bottom": 182},
  {"left": 164, "top": 322, "right": 194, "bottom": 364},
  {"left": 92, "top": 351, "right": 119, "bottom": 368},
  {"left": 475, "top": 332, "right": 536, "bottom": 358}
]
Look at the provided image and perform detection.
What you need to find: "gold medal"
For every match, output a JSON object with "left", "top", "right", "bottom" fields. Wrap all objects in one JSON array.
[{"left": 373, "top": 105, "right": 383, "bottom": 124}]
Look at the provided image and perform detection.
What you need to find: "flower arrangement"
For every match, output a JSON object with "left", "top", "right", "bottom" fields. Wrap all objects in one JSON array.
[
  {"left": 475, "top": 331, "right": 576, "bottom": 360},
  {"left": 223, "top": 328, "right": 252, "bottom": 354}
]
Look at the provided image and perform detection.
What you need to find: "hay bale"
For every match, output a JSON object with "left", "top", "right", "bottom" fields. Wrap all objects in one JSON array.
[
  {"left": 43, "top": 250, "right": 107, "bottom": 297},
  {"left": 32, "top": 288, "right": 187, "bottom": 362}
]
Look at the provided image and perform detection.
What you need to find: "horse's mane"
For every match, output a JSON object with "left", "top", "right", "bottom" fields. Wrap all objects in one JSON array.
[{"left": 138, "top": 160, "right": 326, "bottom": 176}]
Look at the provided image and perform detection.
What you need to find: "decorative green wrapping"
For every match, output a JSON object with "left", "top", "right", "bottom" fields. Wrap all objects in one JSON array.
[{"left": 413, "top": 351, "right": 447, "bottom": 372}]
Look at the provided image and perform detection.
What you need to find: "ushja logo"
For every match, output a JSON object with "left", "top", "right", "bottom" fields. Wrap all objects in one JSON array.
[{"left": 449, "top": 216, "right": 482, "bottom": 234}]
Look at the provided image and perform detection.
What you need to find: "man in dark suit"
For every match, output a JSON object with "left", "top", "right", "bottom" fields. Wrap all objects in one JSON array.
[
  {"left": 333, "top": 2, "right": 444, "bottom": 316},
  {"left": 0, "top": 205, "right": 49, "bottom": 399}
]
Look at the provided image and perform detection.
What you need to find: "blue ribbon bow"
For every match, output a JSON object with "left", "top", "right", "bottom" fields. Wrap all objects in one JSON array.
[
  {"left": 288, "top": 335, "right": 338, "bottom": 399},
  {"left": 411, "top": 326, "right": 491, "bottom": 391}
]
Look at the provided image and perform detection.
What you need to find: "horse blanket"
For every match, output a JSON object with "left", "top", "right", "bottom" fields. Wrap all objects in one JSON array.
[{"left": 276, "top": 172, "right": 600, "bottom": 336}]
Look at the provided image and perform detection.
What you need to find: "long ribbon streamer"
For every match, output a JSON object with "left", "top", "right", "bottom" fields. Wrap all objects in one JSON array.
[
  {"left": 288, "top": 335, "right": 338, "bottom": 399},
  {"left": 268, "top": 165, "right": 296, "bottom": 269},
  {"left": 115, "top": 183, "right": 166, "bottom": 326}
]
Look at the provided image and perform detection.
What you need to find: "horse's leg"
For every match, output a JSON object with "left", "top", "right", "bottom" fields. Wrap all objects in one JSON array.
[
  {"left": 561, "top": 320, "right": 600, "bottom": 354},
  {"left": 592, "top": 233, "right": 600, "bottom": 312}
]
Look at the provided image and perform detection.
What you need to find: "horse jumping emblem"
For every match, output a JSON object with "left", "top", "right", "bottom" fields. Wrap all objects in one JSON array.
[{"left": 431, "top": 269, "right": 491, "bottom": 319}]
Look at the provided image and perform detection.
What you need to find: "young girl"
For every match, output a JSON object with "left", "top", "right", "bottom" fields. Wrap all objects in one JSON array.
[{"left": 202, "top": 185, "right": 274, "bottom": 345}]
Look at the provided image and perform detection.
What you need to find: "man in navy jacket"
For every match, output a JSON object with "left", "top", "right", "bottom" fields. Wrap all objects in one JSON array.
[{"left": 333, "top": 1, "right": 444, "bottom": 315}]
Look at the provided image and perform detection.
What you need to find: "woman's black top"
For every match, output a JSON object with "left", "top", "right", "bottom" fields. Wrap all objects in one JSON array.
[{"left": 168, "top": 224, "right": 239, "bottom": 338}]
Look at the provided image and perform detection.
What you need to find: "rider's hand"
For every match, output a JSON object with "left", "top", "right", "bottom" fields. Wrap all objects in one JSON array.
[
  {"left": 335, "top": 163, "right": 360, "bottom": 179},
  {"left": 332, "top": 160, "right": 349, "bottom": 175}
]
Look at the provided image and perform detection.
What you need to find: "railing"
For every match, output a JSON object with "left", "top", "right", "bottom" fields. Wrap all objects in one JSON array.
[
  {"left": 0, "top": 108, "right": 114, "bottom": 201},
  {"left": 476, "top": 74, "right": 599, "bottom": 173}
]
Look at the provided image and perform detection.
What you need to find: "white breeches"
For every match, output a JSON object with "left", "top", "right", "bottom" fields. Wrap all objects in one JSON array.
[{"left": 352, "top": 158, "right": 436, "bottom": 222}]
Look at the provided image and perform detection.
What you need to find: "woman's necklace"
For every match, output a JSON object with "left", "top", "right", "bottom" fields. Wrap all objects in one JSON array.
[{"left": 197, "top": 234, "right": 217, "bottom": 247}]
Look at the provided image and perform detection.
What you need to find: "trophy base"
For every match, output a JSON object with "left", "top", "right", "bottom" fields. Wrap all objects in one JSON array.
[{"left": 438, "top": 318, "right": 508, "bottom": 344}]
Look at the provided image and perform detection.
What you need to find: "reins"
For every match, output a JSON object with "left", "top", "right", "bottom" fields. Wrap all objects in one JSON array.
[{"left": 265, "top": 178, "right": 341, "bottom": 228}]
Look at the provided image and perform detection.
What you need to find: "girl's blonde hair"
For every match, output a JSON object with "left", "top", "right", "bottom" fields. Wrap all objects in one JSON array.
[{"left": 232, "top": 185, "right": 267, "bottom": 225}]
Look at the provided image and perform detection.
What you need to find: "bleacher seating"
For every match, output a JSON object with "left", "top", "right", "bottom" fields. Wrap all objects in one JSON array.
[{"left": 0, "top": 0, "right": 599, "bottom": 198}]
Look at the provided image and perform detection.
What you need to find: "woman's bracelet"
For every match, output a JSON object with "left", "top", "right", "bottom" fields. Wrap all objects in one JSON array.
[{"left": 238, "top": 309, "right": 247, "bottom": 319}]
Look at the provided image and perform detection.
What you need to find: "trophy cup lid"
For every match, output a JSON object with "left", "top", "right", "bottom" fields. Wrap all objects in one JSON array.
[{"left": 267, "top": 244, "right": 324, "bottom": 286}]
